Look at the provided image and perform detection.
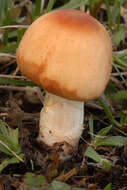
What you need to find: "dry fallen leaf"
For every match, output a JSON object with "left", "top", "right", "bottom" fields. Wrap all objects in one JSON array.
[{"left": 121, "top": 7, "right": 127, "bottom": 27}]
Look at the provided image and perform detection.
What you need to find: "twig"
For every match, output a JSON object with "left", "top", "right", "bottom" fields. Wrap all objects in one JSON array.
[
  {"left": 114, "top": 49, "right": 127, "bottom": 55},
  {"left": 0, "top": 53, "right": 16, "bottom": 58},
  {"left": 113, "top": 63, "right": 127, "bottom": 71},
  {"left": 85, "top": 102, "right": 103, "bottom": 110},
  {"left": 18, "top": 0, "right": 30, "bottom": 7},
  {"left": 0, "top": 85, "right": 34, "bottom": 91},
  {"left": 80, "top": 5, "right": 85, "bottom": 12},
  {"left": 41, "top": 0, "right": 45, "bottom": 12},
  {"left": 112, "top": 72, "right": 127, "bottom": 76},
  {"left": 12, "top": 67, "right": 20, "bottom": 76},
  {"left": 111, "top": 76, "right": 124, "bottom": 90},
  {"left": 0, "top": 140, "right": 24, "bottom": 162},
  {"left": 0, "top": 113, "right": 8, "bottom": 117},
  {"left": 0, "top": 25, "right": 29, "bottom": 29},
  {"left": 34, "top": 87, "right": 45, "bottom": 104},
  {"left": 0, "top": 85, "right": 44, "bottom": 104},
  {"left": 0, "top": 74, "right": 27, "bottom": 79}
]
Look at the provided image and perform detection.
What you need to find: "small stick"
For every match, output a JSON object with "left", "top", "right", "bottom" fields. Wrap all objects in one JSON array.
[
  {"left": 0, "top": 53, "right": 16, "bottom": 58},
  {"left": 112, "top": 72, "right": 127, "bottom": 76},
  {"left": 0, "top": 140, "right": 24, "bottom": 162},
  {"left": 0, "top": 74, "right": 27, "bottom": 79},
  {"left": 0, "top": 25, "right": 29, "bottom": 29},
  {"left": 0, "top": 85, "right": 34, "bottom": 91}
]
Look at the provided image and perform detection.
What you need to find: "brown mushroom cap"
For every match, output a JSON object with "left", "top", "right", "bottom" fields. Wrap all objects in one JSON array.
[{"left": 16, "top": 9, "right": 112, "bottom": 101}]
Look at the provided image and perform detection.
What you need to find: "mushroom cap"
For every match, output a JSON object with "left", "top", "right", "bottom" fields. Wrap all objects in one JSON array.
[{"left": 16, "top": 9, "right": 112, "bottom": 101}]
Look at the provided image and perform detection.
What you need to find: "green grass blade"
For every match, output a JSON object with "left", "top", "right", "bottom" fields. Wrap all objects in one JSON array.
[
  {"left": 57, "top": 0, "right": 89, "bottom": 10},
  {"left": 109, "top": 90, "right": 127, "bottom": 106},
  {"left": 17, "top": 28, "right": 26, "bottom": 44},
  {"left": 45, "top": 0, "right": 54, "bottom": 13},
  {"left": 113, "top": 54, "right": 127, "bottom": 67},
  {"left": 111, "top": 0, "right": 120, "bottom": 31},
  {"left": 89, "top": 115, "right": 94, "bottom": 140},
  {"left": 34, "top": 0, "right": 42, "bottom": 18},
  {"left": 104, "top": 0, "right": 112, "bottom": 28},
  {"left": 0, "top": 0, "right": 5, "bottom": 26},
  {"left": 94, "top": 125, "right": 113, "bottom": 146},
  {"left": 0, "top": 77, "right": 35, "bottom": 86},
  {"left": 98, "top": 96, "right": 121, "bottom": 128},
  {"left": 97, "top": 125, "right": 112, "bottom": 136}
]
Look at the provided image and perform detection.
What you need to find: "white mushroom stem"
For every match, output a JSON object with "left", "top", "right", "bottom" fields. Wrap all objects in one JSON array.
[{"left": 38, "top": 92, "right": 84, "bottom": 156}]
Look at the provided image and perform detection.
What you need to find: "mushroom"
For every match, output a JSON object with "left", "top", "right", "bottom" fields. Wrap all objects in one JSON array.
[{"left": 16, "top": 9, "right": 112, "bottom": 159}]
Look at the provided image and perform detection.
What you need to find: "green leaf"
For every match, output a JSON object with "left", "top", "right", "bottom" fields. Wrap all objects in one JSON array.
[
  {"left": 51, "top": 181, "right": 71, "bottom": 190},
  {"left": 112, "top": 26, "right": 126, "bottom": 46},
  {"left": 42, "top": 184, "right": 52, "bottom": 190},
  {"left": 84, "top": 147, "right": 111, "bottom": 171},
  {"left": 24, "top": 173, "right": 46, "bottom": 190},
  {"left": 85, "top": 146, "right": 102, "bottom": 163},
  {"left": 57, "top": 0, "right": 89, "bottom": 10},
  {"left": 96, "top": 136, "right": 127, "bottom": 147},
  {"left": 104, "top": 183, "right": 112, "bottom": 190},
  {"left": 0, "top": 140, "right": 12, "bottom": 155},
  {"left": 0, "top": 120, "right": 9, "bottom": 136},
  {"left": 0, "top": 126, "right": 20, "bottom": 154},
  {"left": 0, "top": 135, "right": 18, "bottom": 154},
  {"left": 0, "top": 120, "right": 22, "bottom": 156},
  {"left": 10, "top": 128, "right": 19, "bottom": 147}
]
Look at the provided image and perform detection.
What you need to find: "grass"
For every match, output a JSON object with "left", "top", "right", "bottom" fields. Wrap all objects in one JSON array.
[{"left": 0, "top": 0, "right": 127, "bottom": 189}]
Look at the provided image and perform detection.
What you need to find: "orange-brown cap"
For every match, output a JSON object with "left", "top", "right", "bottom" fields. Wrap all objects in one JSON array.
[{"left": 16, "top": 9, "right": 112, "bottom": 101}]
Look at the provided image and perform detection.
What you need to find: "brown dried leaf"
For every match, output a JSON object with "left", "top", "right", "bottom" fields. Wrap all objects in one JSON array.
[
  {"left": 0, "top": 182, "right": 6, "bottom": 190},
  {"left": 46, "top": 152, "right": 60, "bottom": 181},
  {"left": 121, "top": 7, "right": 127, "bottom": 27},
  {"left": 55, "top": 168, "right": 77, "bottom": 182},
  {"left": 10, "top": 5, "right": 21, "bottom": 19}
]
